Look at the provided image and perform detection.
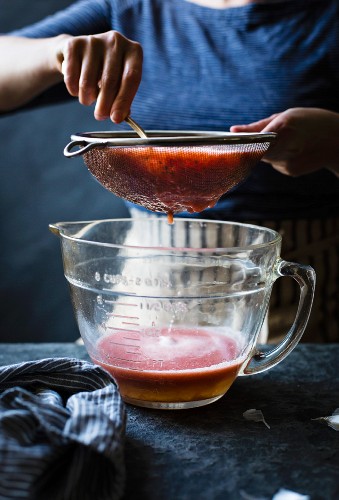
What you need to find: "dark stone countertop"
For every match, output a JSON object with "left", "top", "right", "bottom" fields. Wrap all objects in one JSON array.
[{"left": 1, "top": 343, "right": 339, "bottom": 500}]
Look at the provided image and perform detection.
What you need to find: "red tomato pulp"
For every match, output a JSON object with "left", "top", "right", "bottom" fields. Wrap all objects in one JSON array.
[{"left": 85, "top": 147, "right": 260, "bottom": 223}]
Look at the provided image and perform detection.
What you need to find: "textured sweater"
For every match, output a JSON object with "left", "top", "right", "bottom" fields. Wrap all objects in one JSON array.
[{"left": 13, "top": 0, "right": 339, "bottom": 220}]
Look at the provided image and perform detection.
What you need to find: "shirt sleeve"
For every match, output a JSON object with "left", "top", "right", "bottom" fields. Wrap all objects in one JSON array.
[{"left": 10, "top": 0, "right": 112, "bottom": 38}]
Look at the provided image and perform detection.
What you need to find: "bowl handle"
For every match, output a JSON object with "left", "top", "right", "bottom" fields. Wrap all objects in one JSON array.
[{"left": 242, "top": 259, "right": 315, "bottom": 375}]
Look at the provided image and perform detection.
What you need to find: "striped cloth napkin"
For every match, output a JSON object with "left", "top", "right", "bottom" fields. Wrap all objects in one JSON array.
[{"left": 0, "top": 358, "right": 126, "bottom": 500}]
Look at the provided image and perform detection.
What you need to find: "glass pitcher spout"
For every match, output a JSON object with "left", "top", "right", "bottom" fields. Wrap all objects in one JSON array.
[
  {"left": 49, "top": 220, "right": 106, "bottom": 239},
  {"left": 49, "top": 222, "right": 67, "bottom": 237}
]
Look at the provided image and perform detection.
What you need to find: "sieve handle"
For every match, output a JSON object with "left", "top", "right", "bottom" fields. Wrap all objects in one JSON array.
[
  {"left": 64, "top": 140, "right": 102, "bottom": 157},
  {"left": 242, "top": 259, "right": 315, "bottom": 375}
]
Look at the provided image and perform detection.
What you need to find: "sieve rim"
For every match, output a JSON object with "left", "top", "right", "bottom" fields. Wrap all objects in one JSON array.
[
  {"left": 69, "top": 130, "right": 276, "bottom": 146},
  {"left": 64, "top": 130, "right": 277, "bottom": 157},
  {"left": 50, "top": 218, "right": 282, "bottom": 253}
]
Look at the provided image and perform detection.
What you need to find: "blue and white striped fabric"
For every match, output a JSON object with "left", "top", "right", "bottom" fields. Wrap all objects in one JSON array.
[{"left": 0, "top": 358, "right": 126, "bottom": 500}]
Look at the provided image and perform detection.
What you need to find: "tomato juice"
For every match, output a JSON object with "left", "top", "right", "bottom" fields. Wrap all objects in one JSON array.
[{"left": 92, "top": 327, "right": 245, "bottom": 406}]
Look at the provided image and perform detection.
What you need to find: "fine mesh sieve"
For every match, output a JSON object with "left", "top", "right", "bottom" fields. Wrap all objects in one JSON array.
[{"left": 64, "top": 130, "right": 276, "bottom": 221}]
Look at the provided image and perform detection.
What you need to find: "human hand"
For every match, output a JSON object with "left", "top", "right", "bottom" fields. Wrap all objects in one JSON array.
[
  {"left": 231, "top": 107, "right": 339, "bottom": 177},
  {"left": 54, "top": 31, "right": 143, "bottom": 123}
]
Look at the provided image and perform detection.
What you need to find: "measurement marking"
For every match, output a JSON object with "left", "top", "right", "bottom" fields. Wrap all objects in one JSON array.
[
  {"left": 108, "top": 356, "right": 145, "bottom": 364},
  {"left": 118, "top": 365, "right": 146, "bottom": 371},
  {"left": 106, "top": 326, "right": 140, "bottom": 333},
  {"left": 122, "top": 321, "right": 140, "bottom": 326},
  {"left": 115, "top": 302, "right": 139, "bottom": 307},
  {"left": 100, "top": 298, "right": 115, "bottom": 304},
  {"left": 119, "top": 336, "right": 140, "bottom": 342},
  {"left": 107, "top": 313, "right": 140, "bottom": 319},
  {"left": 102, "top": 288, "right": 137, "bottom": 296},
  {"left": 107, "top": 356, "right": 134, "bottom": 362},
  {"left": 100, "top": 298, "right": 139, "bottom": 306},
  {"left": 108, "top": 341, "right": 140, "bottom": 348}
]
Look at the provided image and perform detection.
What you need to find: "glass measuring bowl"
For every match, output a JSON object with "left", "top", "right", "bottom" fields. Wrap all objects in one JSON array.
[{"left": 50, "top": 218, "right": 315, "bottom": 410}]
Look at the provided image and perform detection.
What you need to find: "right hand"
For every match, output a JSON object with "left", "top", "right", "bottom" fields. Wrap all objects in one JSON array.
[{"left": 55, "top": 31, "right": 143, "bottom": 123}]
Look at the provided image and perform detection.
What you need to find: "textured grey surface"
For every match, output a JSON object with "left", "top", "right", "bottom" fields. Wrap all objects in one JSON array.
[{"left": 1, "top": 343, "right": 339, "bottom": 499}]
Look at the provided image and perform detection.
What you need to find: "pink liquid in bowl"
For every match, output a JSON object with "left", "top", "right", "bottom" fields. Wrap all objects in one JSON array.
[{"left": 92, "top": 327, "right": 245, "bottom": 405}]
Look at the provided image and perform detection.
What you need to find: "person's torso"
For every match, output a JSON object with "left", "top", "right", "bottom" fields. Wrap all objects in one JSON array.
[{"left": 14, "top": 0, "right": 339, "bottom": 219}]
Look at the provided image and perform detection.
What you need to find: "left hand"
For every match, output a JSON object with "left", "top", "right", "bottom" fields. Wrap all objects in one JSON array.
[{"left": 230, "top": 107, "right": 339, "bottom": 177}]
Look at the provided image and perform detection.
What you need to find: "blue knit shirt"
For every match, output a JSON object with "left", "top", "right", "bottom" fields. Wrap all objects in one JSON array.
[{"left": 12, "top": 0, "right": 339, "bottom": 220}]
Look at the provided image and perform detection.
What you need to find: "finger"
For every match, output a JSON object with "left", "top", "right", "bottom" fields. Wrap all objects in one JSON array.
[
  {"left": 78, "top": 36, "right": 103, "bottom": 106},
  {"left": 95, "top": 59, "right": 123, "bottom": 121},
  {"left": 110, "top": 45, "right": 143, "bottom": 123},
  {"left": 230, "top": 113, "right": 280, "bottom": 133},
  {"left": 62, "top": 39, "right": 83, "bottom": 97},
  {"left": 262, "top": 126, "right": 303, "bottom": 169},
  {"left": 94, "top": 39, "right": 125, "bottom": 120}
]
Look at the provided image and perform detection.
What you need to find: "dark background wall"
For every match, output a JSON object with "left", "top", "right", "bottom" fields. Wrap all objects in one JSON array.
[{"left": 0, "top": 1, "right": 129, "bottom": 342}]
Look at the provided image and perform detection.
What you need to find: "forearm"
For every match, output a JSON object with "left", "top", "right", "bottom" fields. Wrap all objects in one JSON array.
[{"left": 0, "top": 35, "right": 67, "bottom": 112}]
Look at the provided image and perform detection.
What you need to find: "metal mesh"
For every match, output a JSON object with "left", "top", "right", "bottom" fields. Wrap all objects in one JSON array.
[{"left": 83, "top": 142, "right": 270, "bottom": 216}]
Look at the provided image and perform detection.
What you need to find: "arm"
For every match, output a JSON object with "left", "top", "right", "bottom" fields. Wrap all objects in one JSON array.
[
  {"left": 231, "top": 107, "right": 339, "bottom": 178},
  {"left": 0, "top": 31, "right": 143, "bottom": 122},
  {"left": 0, "top": 35, "right": 66, "bottom": 112}
]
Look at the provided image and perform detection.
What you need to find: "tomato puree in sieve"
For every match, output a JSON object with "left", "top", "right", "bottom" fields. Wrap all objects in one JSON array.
[
  {"left": 85, "top": 146, "right": 262, "bottom": 224},
  {"left": 92, "top": 327, "right": 245, "bottom": 404}
]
